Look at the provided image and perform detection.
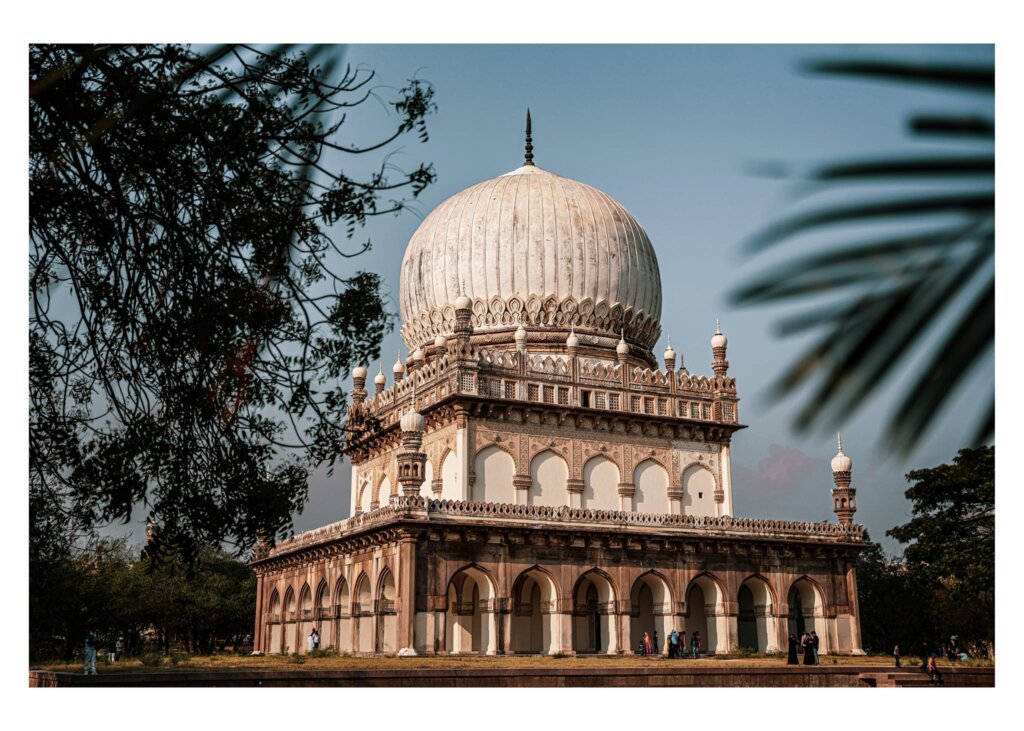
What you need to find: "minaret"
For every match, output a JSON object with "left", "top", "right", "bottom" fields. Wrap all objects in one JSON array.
[
  {"left": 351, "top": 364, "right": 368, "bottom": 405},
  {"left": 396, "top": 381, "right": 427, "bottom": 497},
  {"left": 831, "top": 433, "right": 856, "bottom": 525},
  {"left": 524, "top": 109, "right": 534, "bottom": 166},
  {"left": 663, "top": 335, "right": 676, "bottom": 372},
  {"left": 454, "top": 293, "right": 474, "bottom": 344},
  {"left": 374, "top": 362, "right": 387, "bottom": 394},
  {"left": 616, "top": 330, "right": 629, "bottom": 363},
  {"left": 514, "top": 323, "right": 528, "bottom": 354},
  {"left": 711, "top": 319, "right": 729, "bottom": 377}
]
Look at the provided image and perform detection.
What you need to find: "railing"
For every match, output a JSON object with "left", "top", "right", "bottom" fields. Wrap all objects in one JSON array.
[
  {"left": 377, "top": 599, "right": 396, "bottom": 613},
  {"left": 261, "top": 494, "right": 864, "bottom": 560}
]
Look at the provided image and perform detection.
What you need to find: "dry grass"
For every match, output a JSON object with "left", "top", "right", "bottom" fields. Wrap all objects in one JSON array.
[{"left": 32, "top": 652, "right": 992, "bottom": 674}]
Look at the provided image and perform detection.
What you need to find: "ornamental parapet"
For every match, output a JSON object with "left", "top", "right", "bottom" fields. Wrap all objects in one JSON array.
[
  {"left": 349, "top": 344, "right": 740, "bottom": 442},
  {"left": 260, "top": 495, "right": 864, "bottom": 560}
]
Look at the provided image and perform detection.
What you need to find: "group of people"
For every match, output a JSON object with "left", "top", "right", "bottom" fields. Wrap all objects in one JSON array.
[
  {"left": 636, "top": 629, "right": 704, "bottom": 658},
  {"left": 787, "top": 631, "right": 820, "bottom": 665},
  {"left": 307, "top": 628, "right": 321, "bottom": 652},
  {"left": 82, "top": 631, "right": 124, "bottom": 675}
]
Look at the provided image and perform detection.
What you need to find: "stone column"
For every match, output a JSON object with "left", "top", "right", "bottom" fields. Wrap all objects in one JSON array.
[
  {"left": 567, "top": 479, "right": 584, "bottom": 509},
  {"left": 720, "top": 438, "right": 733, "bottom": 517},
  {"left": 253, "top": 572, "right": 265, "bottom": 653},
  {"left": 397, "top": 533, "right": 417, "bottom": 651},
  {"left": 846, "top": 565, "right": 866, "bottom": 655},
  {"left": 456, "top": 414, "right": 471, "bottom": 501},
  {"left": 513, "top": 475, "right": 532, "bottom": 505},
  {"left": 667, "top": 488, "right": 683, "bottom": 516},
  {"left": 618, "top": 483, "right": 635, "bottom": 512}
]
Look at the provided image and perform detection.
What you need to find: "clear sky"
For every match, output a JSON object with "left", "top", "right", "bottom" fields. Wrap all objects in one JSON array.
[{"left": 279, "top": 43, "right": 993, "bottom": 554}]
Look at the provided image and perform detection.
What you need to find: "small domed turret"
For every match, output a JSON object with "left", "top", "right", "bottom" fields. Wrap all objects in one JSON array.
[
  {"left": 352, "top": 365, "right": 367, "bottom": 380},
  {"left": 711, "top": 319, "right": 727, "bottom": 349},
  {"left": 412, "top": 346, "right": 425, "bottom": 363},
  {"left": 616, "top": 331, "right": 629, "bottom": 357},
  {"left": 374, "top": 363, "right": 387, "bottom": 389},
  {"left": 393, "top": 354, "right": 406, "bottom": 374},
  {"left": 831, "top": 433, "right": 853, "bottom": 474},
  {"left": 454, "top": 294, "right": 472, "bottom": 311},
  {"left": 566, "top": 328, "right": 579, "bottom": 349},
  {"left": 514, "top": 323, "right": 528, "bottom": 347},
  {"left": 434, "top": 334, "right": 448, "bottom": 348},
  {"left": 400, "top": 409, "right": 426, "bottom": 433}
]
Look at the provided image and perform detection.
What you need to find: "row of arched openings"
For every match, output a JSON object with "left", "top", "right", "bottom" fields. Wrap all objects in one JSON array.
[
  {"left": 265, "top": 569, "right": 397, "bottom": 654},
  {"left": 359, "top": 449, "right": 718, "bottom": 517}
]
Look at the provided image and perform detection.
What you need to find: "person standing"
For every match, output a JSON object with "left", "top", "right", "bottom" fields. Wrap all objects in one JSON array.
[
  {"left": 679, "top": 630, "right": 686, "bottom": 659},
  {"left": 692, "top": 631, "right": 701, "bottom": 659},
  {"left": 642, "top": 631, "right": 652, "bottom": 657},
  {"left": 312, "top": 628, "right": 320, "bottom": 650},
  {"left": 787, "top": 634, "right": 799, "bottom": 665},
  {"left": 83, "top": 631, "right": 97, "bottom": 676},
  {"left": 811, "top": 631, "right": 820, "bottom": 665},
  {"left": 652, "top": 629, "right": 659, "bottom": 656},
  {"left": 307, "top": 629, "right": 317, "bottom": 653},
  {"left": 893, "top": 644, "right": 901, "bottom": 667},
  {"left": 802, "top": 633, "right": 815, "bottom": 665},
  {"left": 668, "top": 629, "right": 679, "bottom": 659}
]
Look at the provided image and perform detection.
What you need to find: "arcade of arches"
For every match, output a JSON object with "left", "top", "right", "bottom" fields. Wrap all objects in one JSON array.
[{"left": 252, "top": 515, "right": 864, "bottom": 656}]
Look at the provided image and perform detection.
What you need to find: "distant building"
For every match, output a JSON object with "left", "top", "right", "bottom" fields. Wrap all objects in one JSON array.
[{"left": 250, "top": 120, "right": 866, "bottom": 656}]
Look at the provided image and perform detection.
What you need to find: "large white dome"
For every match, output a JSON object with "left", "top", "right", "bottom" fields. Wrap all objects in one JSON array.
[{"left": 399, "top": 164, "right": 662, "bottom": 350}]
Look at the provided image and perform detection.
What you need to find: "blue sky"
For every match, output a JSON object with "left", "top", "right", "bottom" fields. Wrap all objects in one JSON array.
[{"left": 280, "top": 44, "right": 993, "bottom": 554}]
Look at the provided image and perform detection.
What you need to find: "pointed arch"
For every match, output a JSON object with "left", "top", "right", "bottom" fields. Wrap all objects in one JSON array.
[
  {"left": 529, "top": 449, "right": 569, "bottom": 507},
  {"left": 315, "top": 579, "right": 330, "bottom": 615},
  {"left": 472, "top": 444, "right": 516, "bottom": 503},
  {"left": 446, "top": 564, "right": 499, "bottom": 655},
  {"left": 510, "top": 565, "right": 562, "bottom": 655},
  {"left": 787, "top": 576, "right": 828, "bottom": 655},
  {"left": 630, "top": 570, "right": 673, "bottom": 655},
  {"left": 283, "top": 585, "right": 296, "bottom": 617},
  {"left": 333, "top": 576, "right": 350, "bottom": 614},
  {"left": 583, "top": 454, "right": 621, "bottom": 511},
  {"left": 633, "top": 458, "right": 670, "bottom": 514},
  {"left": 375, "top": 566, "right": 398, "bottom": 653},
  {"left": 738, "top": 574, "right": 780, "bottom": 653},
  {"left": 352, "top": 572, "right": 374, "bottom": 653},
  {"left": 572, "top": 568, "right": 618, "bottom": 654},
  {"left": 682, "top": 463, "right": 717, "bottom": 517},
  {"left": 684, "top": 571, "right": 728, "bottom": 656},
  {"left": 440, "top": 446, "right": 461, "bottom": 500}
]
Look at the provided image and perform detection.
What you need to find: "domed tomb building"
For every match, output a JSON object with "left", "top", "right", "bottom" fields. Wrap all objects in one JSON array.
[{"left": 250, "top": 122, "right": 867, "bottom": 657}]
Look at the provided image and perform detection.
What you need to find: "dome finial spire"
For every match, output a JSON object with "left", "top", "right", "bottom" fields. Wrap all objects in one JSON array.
[
  {"left": 524, "top": 108, "right": 534, "bottom": 166},
  {"left": 837, "top": 432, "right": 843, "bottom": 453}
]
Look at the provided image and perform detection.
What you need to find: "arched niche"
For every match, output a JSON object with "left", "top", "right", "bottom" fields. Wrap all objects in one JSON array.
[
  {"left": 633, "top": 459, "right": 669, "bottom": 514},
  {"left": 682, "top": 464, "right": 716, "bottom": 517},
  {"left": 583, "top": 456, "right": 620, "bottom": 511},
  {"left": 473, "top": 446, "right": 515, "bottom": 504},
  {"left": 353, "top": 574, "right": 373, "bottom": 653},
  {"left": 376, "top": 569, "right": 397, "bottom": 653},
  {"left": 440, "top": 448, "right": 461, "bottom": 500},
  {"left": 529, "top": 450, "right": 569, "bottom": 507}
]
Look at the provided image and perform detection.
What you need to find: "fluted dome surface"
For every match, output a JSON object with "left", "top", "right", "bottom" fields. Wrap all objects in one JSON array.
[{"left": 399, "top": 165, "right": 662, "bottom": 350}]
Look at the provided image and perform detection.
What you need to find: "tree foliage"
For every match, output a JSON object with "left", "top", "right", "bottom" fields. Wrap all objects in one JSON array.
[
  {"left": 731, "top": 58, "right": 993, "bottom": 454},
  {"left": 857, "top": 446, "right": 994, "bottom": 652},
  {"left": 30, "top": 538, "right": 256, "bottom": 661},
  {"left": 29, "top": 44, "right": 436, "bottom": 558}
]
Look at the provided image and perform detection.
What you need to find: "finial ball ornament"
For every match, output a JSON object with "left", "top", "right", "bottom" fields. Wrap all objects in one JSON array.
[
  {"left": 352, "top": 365, "right": 367, "bottom": 379},
  {"left": 400, "top": 410, "right": 426, "bottom": 433}
]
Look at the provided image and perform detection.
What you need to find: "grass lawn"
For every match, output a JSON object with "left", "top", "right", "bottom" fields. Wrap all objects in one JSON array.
[{"left": 31, "top": 652, "right": 994, "bottom": 674}]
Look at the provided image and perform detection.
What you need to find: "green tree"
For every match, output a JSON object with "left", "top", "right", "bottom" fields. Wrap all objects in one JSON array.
[
  {"left": 731, "top": 59, "right": 993, "bottom": 454},
  {"left": 887, "top": 446, "right": 994, "bottom": 642},
  {"left": 29, "top": 44, "right": 436, "bottom": 559}
]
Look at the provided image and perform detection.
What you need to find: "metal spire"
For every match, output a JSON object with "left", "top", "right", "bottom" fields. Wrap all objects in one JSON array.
[
  {"left": 837, "top": 432, "right": 843, "bottom": 453},
  {"left": 716, "top": 317, "right": 721, "bottom": 335},
  {"left": 524, "top": 108, "right": 534, "bottom": 166}
]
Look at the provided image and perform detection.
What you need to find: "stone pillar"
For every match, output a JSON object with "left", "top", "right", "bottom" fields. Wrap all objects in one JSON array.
[
  {"left": 397, "top": 533, "right": 417, "bottom": 651},
  {"left": 253, "top": 573, "right": 265, "bottom": 653},
  {"left": 456, "top": 414, "right": 471, "bottom": 501},
  {"left": 617, "top": 483, "right": 634, "bottom": 512},
  {"left": 846, "top": 565, "right": 866, "bottom": 655},
  {"left": 720, "top": 438, "right": 733, "bottom": 517},
  {"left": 667, "top": 488, "right": 683, "bottom": 516},
  {"left": 430, "top": 478, "right": 444, "bottom": 498},
  {"left": 513, "top": 475, "right": 532, "bottom": 505},
  {"left": 567, "top": 479, "right": 584, "bottom": 509}
]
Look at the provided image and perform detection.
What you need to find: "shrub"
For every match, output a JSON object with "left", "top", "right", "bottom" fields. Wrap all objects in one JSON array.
[
  {"left": 139, "top": 653, "right": 163, "bottom": 667},
  {"left": 288, "top": 653, "right": 306, "bottom": 664}
]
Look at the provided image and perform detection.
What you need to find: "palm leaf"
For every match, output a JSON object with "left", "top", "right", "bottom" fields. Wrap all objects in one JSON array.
[{"left": 731, "top": 57, "right": 994, "bottom": 454}]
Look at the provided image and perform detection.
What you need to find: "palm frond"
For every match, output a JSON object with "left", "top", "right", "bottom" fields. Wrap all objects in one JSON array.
[{"left": 730, "top": 58, "right": 994, "bottom": 454}]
